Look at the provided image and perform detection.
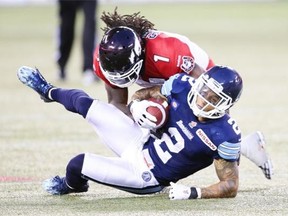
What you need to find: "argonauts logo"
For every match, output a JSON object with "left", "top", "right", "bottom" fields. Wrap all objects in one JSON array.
[{"left": 142, "top": 171, "right": 152, "bottom": 182}]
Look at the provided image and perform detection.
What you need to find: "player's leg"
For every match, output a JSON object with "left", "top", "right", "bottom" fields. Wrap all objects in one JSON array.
[
  {"left": 43, "top": 151, "right": 162, "bottom": 195},
  {"left": 43, "top": 154, "right": 89, "bottom": 195},
  {"left": 17, "top": 66, "right": 149, "bottom": 156},
  {"left": 240, "top": 131, "right": 273, "bottom": 179},
  {"left": 85, "top": 100, "right": 149, "bottom": 156},
  {"left": 45, "top": 88, "right": 148, "bottom": 156},
  {"left": 83, "top": 152, "right": 162, "bottom": 194},
  {"left": 49, "top": 90, "right": 148, "bottom": 156}
]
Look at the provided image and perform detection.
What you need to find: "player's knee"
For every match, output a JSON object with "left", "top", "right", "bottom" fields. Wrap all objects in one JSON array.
[
  {"left": 66, "top": 153, "right": 88, "bottom": 189},
  {"left": 66, "top": 153, "right": 84, "bottom": 177},
  {"left": 74, "top": 95, "right": 93, "bottom": 118}
]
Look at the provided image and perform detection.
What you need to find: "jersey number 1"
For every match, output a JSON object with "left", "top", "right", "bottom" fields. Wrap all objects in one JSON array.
[{"left": 153, "top": 55, "right": 170, "bottom": 63}]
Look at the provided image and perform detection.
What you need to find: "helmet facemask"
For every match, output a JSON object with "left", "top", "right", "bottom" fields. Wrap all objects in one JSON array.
[
  {"left": 188, "top": 74, "right": 233, "bottom": 119},
  {"left": 100, "top": 58, "right": 143, "bottom": 88}
]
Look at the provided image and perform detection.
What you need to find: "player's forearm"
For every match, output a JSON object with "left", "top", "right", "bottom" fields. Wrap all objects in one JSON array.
[
  {"left": 131, "top": 86, "right": 164, "bottom": 101},
  {"left": 200, "top": 179, "right": 239, "bottom": 198},
  {"left": 105, "top": 84, "right": 132, "bottom": 116},
  {"left": 200, "top": 159, "right": 239, "bottom": 198}
]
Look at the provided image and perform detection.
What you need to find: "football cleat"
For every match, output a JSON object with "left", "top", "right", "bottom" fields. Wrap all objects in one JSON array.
[
  {"left": 241, "top": 131, "right": 273, "bottom": 180},
  {"left": 259, "top": 159, "right": 273, "bottom": 180},
  {"left": 42, "top": 176, "right": 89, "bottom": 195},
  {"left": 17, "top": 66, "right": 54, "bottom": 102}
]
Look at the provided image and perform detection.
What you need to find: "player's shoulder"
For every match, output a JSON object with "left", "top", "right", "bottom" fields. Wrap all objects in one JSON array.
[
  {"left": 212, "top": 115, "right": 241, "bottom": 161},
  {"left": 143, "top": 30, "right": 169, "bottom": 52},
  {"left": 172, "top": 73, "right": 195, "bottom": 88},
  {"left": 143, "top": 29, "right": 161, "bottom": 39},
  {"left": 144, "top": 30, "right": 186, "bottom": 45},
  {"left": 205, "top": 115, "right": 242, "bottom": 147},
  {"left": 216, "top": 115, "right": 241, "bottom": 138},
  {"left": 161, "top": 73, "right": 193, "bottom": 97},
  {"left": 165, "top": 73, "right": 195, "bottom": 95}
]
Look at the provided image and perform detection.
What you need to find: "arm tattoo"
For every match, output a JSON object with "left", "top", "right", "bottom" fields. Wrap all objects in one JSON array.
[
  {"left": 131, "top": 86, "right": 163, "bottom": 101},
  {"left": 200, "top": 159, "right": 239, "bottom": 198}
]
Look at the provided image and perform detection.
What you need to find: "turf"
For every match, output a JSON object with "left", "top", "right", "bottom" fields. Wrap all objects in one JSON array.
[{"left": 0, "top": 1, "right": 287, "bottom": 215}]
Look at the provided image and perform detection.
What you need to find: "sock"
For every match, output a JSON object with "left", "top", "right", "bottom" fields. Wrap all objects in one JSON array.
[
  {"left": 49, "top": 88, "right": 93, "bottom": 118},
  {"left": 65, "top": 154, "right": 88, "bottom": 189}
]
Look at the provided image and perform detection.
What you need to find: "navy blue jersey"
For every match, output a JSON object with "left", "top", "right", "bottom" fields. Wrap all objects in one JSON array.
[{"left": 142, "top": 73, "right": 241, "bottom": 185}]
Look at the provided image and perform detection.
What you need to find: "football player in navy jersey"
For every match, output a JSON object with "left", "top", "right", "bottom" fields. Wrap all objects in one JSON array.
[
  {"left": 93, "top": 9, "right": 272, "bottom": 179},
  {"left": 18, "top": 65, "right": 242, "bottom": 199}
]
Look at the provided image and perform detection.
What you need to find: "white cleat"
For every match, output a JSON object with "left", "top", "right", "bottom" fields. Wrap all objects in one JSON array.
[{"left": 241, "top": 131, "right": 273, "bottom": 179}]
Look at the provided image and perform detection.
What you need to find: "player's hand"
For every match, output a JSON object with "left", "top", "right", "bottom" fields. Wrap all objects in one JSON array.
[
  {"left": 129, "top": 100, "right": 157, "bottom": 129},
  {"left": 169, "top": 182, "right": 191, "bottom": 200}
]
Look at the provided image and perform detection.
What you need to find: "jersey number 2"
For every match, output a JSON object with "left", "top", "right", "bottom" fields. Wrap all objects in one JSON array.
[
  {"left": 154, "top": 127, "right": 185, "bottom": 164},
  {"left": 228, "top": 118, "right": 241, "bottom": 135}
]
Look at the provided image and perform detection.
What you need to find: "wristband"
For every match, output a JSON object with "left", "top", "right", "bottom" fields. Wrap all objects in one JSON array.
[
  {"left": 189, "top": 187, "right": 201, "bottom": 199},
  {"left": 128, "top": 99, "right": 139, "bottom": 112}
]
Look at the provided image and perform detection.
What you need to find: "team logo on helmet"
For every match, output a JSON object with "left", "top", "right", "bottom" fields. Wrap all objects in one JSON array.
[
  {"left": 142, "top": 171, "right": 152, "bottom": 182},
  {"left": 180, "top": 56, "right": 195, "bottom": 74}
]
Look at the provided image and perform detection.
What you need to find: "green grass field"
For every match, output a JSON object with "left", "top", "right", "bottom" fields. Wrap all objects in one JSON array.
[{"left": 0, "top": 1, "right": 288, "bottom": 215}]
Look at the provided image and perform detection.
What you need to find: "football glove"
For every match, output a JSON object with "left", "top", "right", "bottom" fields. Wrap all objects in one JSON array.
[
  {"left": 169, "top": 182, "right": 201, "bottom": 200},
  {"left": 129, "top": 100, "right": 158, "bottom": 129}
]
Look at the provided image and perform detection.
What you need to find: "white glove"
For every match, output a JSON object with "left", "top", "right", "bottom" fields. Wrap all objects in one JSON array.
[
  {"left": 129, "top": 100, "right": 158, "bottom": 129},
  {"left": 169, "top": 182, "right": 192, "bottom": 200}
]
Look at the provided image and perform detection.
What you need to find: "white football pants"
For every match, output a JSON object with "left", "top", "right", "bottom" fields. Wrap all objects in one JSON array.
[{"left": 81, "top": 100, "right": 160, "bottom": 192}]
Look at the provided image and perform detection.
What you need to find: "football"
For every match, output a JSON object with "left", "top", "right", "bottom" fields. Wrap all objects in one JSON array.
[{"left": 146, "top": 97, "right": 169, "bottom": 129}]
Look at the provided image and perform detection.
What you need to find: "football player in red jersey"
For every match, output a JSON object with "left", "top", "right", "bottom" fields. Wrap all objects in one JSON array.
[
  {"left": 93, "top": 9, "right": 272, "bottom": 179},
  {"left": 94, "top": 10, "right": 214, "bottom": 115}
]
